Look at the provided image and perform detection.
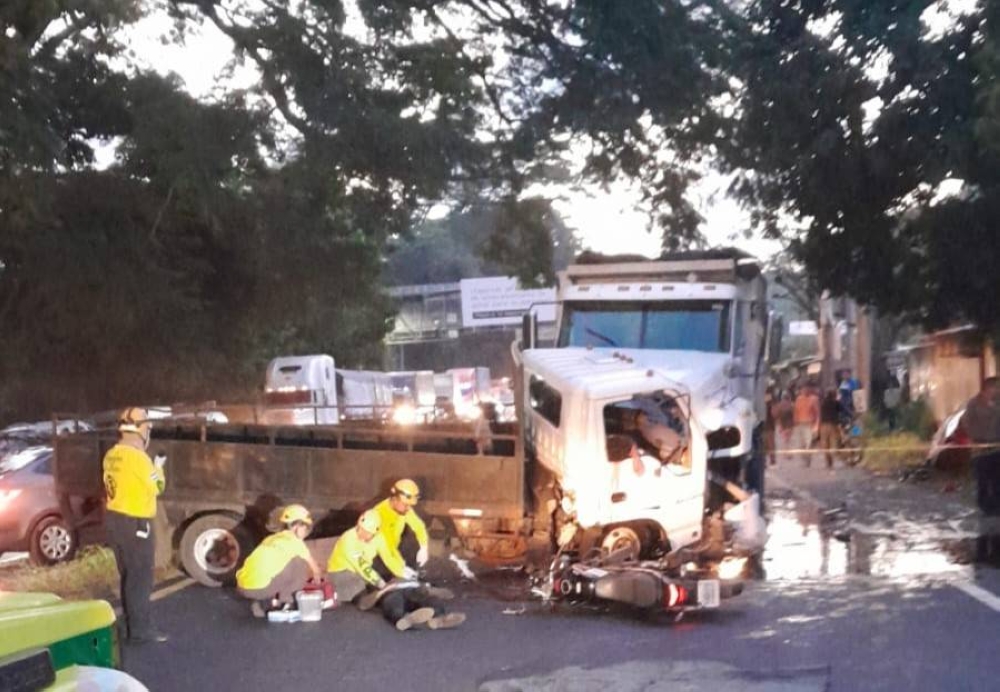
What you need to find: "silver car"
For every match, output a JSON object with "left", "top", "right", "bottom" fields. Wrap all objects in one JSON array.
[{"left": 0, "top": 446, "right": 77, "bottom": 566}]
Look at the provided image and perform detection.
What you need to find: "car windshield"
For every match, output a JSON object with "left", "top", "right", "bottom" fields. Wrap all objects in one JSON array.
[
  {"left": 0, "top": 446, "right": 51, "bottom": 476},
  {"left": 558, "top": 300, "right": 732, "bottom": 352}
]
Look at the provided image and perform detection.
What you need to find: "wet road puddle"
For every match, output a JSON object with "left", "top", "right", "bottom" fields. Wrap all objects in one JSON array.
[{"left": 761, "top": 497, "right": 1000, "bottom": 582}]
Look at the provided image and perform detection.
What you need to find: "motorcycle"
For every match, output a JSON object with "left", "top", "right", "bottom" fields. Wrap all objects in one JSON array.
[{"left": 532, "top": 548, "right": 745, "bottom": 615}]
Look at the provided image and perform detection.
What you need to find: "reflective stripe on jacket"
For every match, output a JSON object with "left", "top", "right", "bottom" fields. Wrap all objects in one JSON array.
[{"left": 103, "top": 443, "right": 164, "bottom": 519}]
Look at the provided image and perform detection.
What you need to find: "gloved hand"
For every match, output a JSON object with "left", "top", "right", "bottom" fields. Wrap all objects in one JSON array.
[
  {"left": 402, "top": 566, "right": 419, "bottom": 581},
  {"left": 376, "top": 578, "right": 387, "bottom": 590},
  {"left": 416, "top": 545, "right": 429, "bottom": 567},
  {"left": 153, "top": 453, "right": 167, "bottom": 469}
]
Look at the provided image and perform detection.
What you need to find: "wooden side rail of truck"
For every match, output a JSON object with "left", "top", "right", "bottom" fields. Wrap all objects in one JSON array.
[{"left": 54, "top": 420, "right": 530, "bottom": 586}]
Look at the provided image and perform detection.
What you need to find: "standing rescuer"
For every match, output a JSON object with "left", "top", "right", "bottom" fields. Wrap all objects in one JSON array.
[
  {"left": 103, "top": 407, "right": 167, "bottom": 644},
  {"left": 236, "top": 504, "right": 324, "bottom": 618},
  {"left": 372, "top": 478, "right": 429, "bottom": 581}
]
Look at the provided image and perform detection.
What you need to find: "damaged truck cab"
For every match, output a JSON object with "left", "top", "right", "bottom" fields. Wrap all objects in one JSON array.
[{"left": 519, "top": 249, "right": 775, "bottom": 558}]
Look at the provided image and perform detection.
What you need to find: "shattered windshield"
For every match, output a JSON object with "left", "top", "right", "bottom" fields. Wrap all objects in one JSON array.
[{"left": 558, "top": 300, "right": 732, "bottom": 352}]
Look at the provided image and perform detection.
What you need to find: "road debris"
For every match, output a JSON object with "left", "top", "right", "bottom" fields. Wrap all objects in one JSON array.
[{"left": 450, "top": 553, "right": 476, "bottom": 580}]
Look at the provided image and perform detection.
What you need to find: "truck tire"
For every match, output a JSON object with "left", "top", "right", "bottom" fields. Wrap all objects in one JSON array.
[
  {"left": 29, "top": 515, "right": 77, "bottom": 566},
  {"left": 601, "top": 525, "right": 642, "bottom": 562},
  {"left": 179, "top": 514, "right": 254, "bottom": 588}
]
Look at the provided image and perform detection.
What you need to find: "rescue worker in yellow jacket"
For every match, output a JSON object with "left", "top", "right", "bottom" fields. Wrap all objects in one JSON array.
[
  {"left": 372, "top": 478, "right": 430, "bottom": 582},
  {"left": 103, "top": 407, "right": 167, "bottom": 643},
  {"left": 236, "top": 504, "right": 323, "bottom": 618},
  {"left": 329, "top": 510, "right": 464, "bottom": 631}
]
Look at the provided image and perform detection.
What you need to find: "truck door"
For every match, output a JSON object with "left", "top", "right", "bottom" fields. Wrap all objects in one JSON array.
[{"left": 603, "top": 398, "right": 704, "bottom": 547}]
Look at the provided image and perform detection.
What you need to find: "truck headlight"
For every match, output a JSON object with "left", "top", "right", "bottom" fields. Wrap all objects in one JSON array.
[
  {"left": 392, "top": 404, "right": 417, "bottom": 426},
  {"left": 699, "top": 408, "right": 724, "bottom": 431}
]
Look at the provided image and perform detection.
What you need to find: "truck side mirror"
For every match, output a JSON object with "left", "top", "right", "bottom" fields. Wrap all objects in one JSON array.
[{"left": 521, "top": 312, "right": 537, "bottom": 350}]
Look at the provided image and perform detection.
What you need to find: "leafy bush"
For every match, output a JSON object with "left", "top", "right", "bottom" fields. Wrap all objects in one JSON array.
[
  {"left": 861, "top": 431, "right": 928, "bottom": 472},
  {"left": 863, "top": 397, "right": 937, "bottom": 440}
]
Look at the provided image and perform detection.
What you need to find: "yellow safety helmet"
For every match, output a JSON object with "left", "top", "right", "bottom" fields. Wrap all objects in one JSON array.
[
  {"left": 279, "top": 504, "right": 313, "bottom": 527},
  {"left": 118, "top": 407, "right": 151, "bottom": 440},
  {"left": 357, "top": 510, "right": 380, "bottom": 534},
  {"left": 391, "top": 478, "right": 420, "bottom": 506}
]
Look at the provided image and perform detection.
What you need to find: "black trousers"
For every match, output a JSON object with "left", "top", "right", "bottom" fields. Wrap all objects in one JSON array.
[
  {"left": 105, "top": 510, "right": 156, "bottom": 639},
  {"left": 975, "top": 452, "right": 1000, "bottom": 514},
  {"left": 373, "top": 525, "right": 420, "bottom": 582},
  {"left": 379, "top": 587, "right": 441, "bottom": 624}
]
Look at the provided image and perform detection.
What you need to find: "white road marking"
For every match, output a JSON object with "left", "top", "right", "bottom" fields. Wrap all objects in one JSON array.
[
  {"left": 111, "top": 577, "right": 196, "bottom": 616},
  {"left": 952, "top": 581, "right": 1000, "bottom": 613},
  {"left": 0, "top": 552, "right": 27, "bottom": 567},
  {"left": 151, "top": 577, "right": 196, "bottom": 602}
]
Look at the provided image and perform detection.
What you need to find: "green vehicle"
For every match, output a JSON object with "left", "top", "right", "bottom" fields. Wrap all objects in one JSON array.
[{"left": 0, "top": 591, "right": 146, "bottom": 691}]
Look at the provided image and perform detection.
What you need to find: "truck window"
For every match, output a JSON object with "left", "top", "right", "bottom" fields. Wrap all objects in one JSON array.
[
  {"left": 558, "top": 301, "right": 731, "bottom": 352},
  {"left": 529, "top": 376, "right": 562, "bottom": 427}
]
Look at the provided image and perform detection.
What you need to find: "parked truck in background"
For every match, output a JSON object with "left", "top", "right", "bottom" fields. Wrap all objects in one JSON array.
[
  {"left": 52, "top": 249, "right": 775, "bottom": 592},
  {"left": 389, "top": 371, "right": 437, "bottom": 424},
  {"left": 446, "top": 367, "right": 492, "bottom": 419},
  {"left": 335, "top": 369, "right": 393, "bottom": 421},
  {"left": 262, "top": 355, "right": 338, "bottom": 425}
]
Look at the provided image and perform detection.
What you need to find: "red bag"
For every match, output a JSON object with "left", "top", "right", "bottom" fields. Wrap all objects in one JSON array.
[{"left": 304, "top": 579, "right": 337, "bottom": 607}]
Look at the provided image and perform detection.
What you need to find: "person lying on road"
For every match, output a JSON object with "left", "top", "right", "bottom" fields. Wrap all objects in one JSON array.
[
  {"left": 236, "top": 504, "right": 324, "bottom": 618},
  {"left": 328, "top": 509, "right": 464, "bottom": 631}
]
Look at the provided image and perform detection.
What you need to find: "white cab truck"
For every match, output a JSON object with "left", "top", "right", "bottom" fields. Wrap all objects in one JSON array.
[
  {"left": 262, "top": 355, "right": 338, "bottom": 425},
  {"left": 518, "top": 249, "right": 775, "bottom": 558},
  {"left": 53, "top": 250, "right": 775, "bottom": 587}
]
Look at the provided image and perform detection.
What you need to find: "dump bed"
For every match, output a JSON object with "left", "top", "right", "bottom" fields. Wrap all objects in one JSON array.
[{"left": 54, "top": 421, "right": 526, "bottom": 531}]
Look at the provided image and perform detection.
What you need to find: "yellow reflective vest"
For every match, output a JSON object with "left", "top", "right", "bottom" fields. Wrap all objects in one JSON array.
[
  {"left": 102, "top": 443, "right": 164, "bottom": 519},
  {"left": 373, "top": 499, "right": 428, "bottom": 577},
  {"left": 327, "top": 528, "right": 394, "bottom": 586},
  {"left": 236, "top": 530, "right": 312, "bottom": 591}
]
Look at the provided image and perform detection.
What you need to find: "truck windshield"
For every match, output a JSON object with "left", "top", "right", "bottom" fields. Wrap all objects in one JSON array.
[{"left": 558, "top": 300, "right": 731, "bottom": 352}]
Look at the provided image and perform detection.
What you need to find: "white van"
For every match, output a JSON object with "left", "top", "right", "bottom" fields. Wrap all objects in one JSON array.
[{"left": 263, "top": 355, "right": 338, "bottom": 425}]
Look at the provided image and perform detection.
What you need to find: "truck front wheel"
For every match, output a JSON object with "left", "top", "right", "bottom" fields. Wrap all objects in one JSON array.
[
  {"left": 601, "top": 526, "right": 642, "bottom": 562},
  {"left": 179, "top": 514, "right": 254, "bottom": 587}
]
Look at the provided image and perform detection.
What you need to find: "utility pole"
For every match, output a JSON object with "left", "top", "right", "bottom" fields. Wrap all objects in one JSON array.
[{"left": 818, "top": 291, "right": 836, "bottom": 390}]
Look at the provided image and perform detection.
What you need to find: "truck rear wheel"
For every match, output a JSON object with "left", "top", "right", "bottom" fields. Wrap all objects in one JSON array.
[{"left": 179, "top": 514, "right": 254, "bottom": 587}]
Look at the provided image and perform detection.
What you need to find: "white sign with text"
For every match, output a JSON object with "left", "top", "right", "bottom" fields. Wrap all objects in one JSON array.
[{"left": 460, "top": 277, "right": 556, "bottom": 327}]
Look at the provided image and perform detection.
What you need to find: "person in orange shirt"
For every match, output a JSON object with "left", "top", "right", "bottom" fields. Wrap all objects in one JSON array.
[
  {"left": 792, "top": 384, "right": 820, "bottom": 467},
  {"left": 771, "top": 390, "right": 795, "bottom": 465}
]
